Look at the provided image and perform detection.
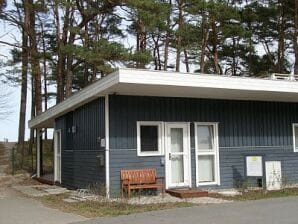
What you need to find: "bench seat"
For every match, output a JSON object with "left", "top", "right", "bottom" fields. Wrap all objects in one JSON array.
[{"left": 120, "top": 169, "right": 165, "bottom": 198}]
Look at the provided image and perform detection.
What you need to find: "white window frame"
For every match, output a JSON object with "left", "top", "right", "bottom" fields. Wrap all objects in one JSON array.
[
  {"left": 293, "top": 123, "right": 298, "bottom": 152},
  {"left": 195, "top": 122, "right": 220, "bottom": 186},
  {"left": 137, "top": 121, "right": 164, "bottom": 156}
]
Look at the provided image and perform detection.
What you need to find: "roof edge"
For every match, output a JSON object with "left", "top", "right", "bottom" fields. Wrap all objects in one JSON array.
[{"left": 28, "top": 70, "right": 120, "bottom": 129}]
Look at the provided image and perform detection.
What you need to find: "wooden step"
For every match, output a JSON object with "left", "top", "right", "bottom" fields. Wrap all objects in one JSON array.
[
  {"left": 166, "top": 188, "right": 208, "bottom": 198},
  {"left": 35, "top": 174, "right": 54, "bottom": 185}
]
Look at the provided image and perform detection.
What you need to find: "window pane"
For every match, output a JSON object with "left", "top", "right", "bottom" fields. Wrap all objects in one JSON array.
[
  {"left": 198, "top": 155, "right": 215, "bottom": 183},
  {"left": 295, "top": 126, "right": 298, "bottom": 150},
  {"left": 140, "top": 125, "right": 158, "bottom": 152},
  {"left": 171, "top": 128, "right": 183, "bottom": 153},
  {"left": 171, "top": 155, "right": 184, "bottom": 183},
  {"left": 197, "top": 125, "right": 214, "bottom": 150}
]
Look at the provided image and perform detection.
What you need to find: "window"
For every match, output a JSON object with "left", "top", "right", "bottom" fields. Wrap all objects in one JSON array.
[
  {"left": 137, "top": 121, "right": 163, "bottom": 156},
  {"left": 195, "top": 123, "right": 220, "bottom": 186},
  {"left": 293, "top": 124, "right": 298, "bottom": 152}
]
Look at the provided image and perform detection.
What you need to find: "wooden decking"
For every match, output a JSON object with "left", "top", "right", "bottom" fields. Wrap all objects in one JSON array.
[
  {"left": 36, "top": 173, "right": 54, "bottom": 185},
  {"left": 166, "top": 188, "right": 208, "bottom": 198}
]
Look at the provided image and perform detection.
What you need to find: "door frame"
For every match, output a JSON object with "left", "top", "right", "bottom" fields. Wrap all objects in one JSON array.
[
  {"left": 54, "top": 129, "right": 62, "bottom": 183},
  {"left": 164, "top": 122, "right": 192, "bottom": 189}
]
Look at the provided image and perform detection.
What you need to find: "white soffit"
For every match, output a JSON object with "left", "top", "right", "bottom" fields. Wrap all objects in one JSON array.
[{"left": 29, "top": 68, "right": 298, "bottom": 129}]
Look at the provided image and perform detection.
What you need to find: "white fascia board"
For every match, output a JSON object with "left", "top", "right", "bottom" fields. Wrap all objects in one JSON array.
[
  {"left": 28, "top": 70, "right": 120, "bottom": 129},
  {"left": 29, "top": 68, "right": 298, "bottom": 129},
  {"left": 118, "top": 69, "right": 298, "bottom": 94}
]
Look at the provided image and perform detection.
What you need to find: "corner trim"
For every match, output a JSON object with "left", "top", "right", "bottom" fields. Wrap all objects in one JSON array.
[
  {"left": 36, "top": 129, "right": 41, "bottom": 178},
  {"left": 293, "top": 123, "right": 298, "bottom": 152},
  {"left": 105, "top": 95, "right": 110, "bottom": 198}
]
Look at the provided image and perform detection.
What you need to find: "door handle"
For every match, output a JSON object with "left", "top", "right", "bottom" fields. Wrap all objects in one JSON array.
[{"left": 169, "top": 153, "right": 172, "bottom": 160}]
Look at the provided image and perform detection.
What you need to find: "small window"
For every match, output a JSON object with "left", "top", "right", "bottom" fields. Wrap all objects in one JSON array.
[
  {"left": 137, "top": 122, "right": 163, "bottom": 156},
  {"left": 293, "top": 124, "right": 298, "bottom": 152}
]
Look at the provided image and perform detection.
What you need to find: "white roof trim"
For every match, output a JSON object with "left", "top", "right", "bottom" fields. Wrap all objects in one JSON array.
[
  {"left": 29, "top": 68, "right": 298, "bottom": 129},
  {"left": 28, "top": 70, "right": 119, "bottom": 128},
  {"left": 119, "top": 69, "right": 298, "bottom": 93}
]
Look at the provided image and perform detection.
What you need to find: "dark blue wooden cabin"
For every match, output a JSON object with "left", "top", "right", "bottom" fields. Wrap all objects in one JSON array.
[{"left": 29, "top": 69, "right": 298, "bottom": 197}]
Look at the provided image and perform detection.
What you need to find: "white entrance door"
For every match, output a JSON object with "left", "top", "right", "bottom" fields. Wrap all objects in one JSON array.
[
  {"left": 54, "top": 130, "right": 62, "bottom": 183},
  {"left": 165, "top": 123, "right": 191, "bottom": 188}
]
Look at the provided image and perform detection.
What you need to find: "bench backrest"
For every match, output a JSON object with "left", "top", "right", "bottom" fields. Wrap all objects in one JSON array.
[{"left": 120, "top": 169, "right": 157, "bottom": 185}]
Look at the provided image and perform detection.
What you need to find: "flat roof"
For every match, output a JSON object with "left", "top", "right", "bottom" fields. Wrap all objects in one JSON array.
[{"left": 29, "top": 68, "right": 298, "bottom": 129}]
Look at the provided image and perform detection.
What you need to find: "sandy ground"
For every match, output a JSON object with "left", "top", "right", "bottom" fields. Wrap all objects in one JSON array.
[{"left": 0, "top": 143, "right": 87, "bottom": 224}]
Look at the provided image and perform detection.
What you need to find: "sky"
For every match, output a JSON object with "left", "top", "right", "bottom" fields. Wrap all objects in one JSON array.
[
  {"left": 0, "top": 19, "right": 54, "bottom": 141},
  {"left": 0, "top": 22, "right": 23, "bottom": 142}
]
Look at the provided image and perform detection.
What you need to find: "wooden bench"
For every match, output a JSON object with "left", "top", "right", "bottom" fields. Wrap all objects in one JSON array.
[{"left": 120, "top": 169, "right": 165, "bottom": 198}]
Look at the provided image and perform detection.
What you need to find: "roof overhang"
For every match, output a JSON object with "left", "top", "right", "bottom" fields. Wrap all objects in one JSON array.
[{"left": 29, "top": 68, "right": 298, "bottom": 129}]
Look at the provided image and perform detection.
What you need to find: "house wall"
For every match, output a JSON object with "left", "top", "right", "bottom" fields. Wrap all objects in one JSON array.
[
  {"left": 109, "top": 95, "right": 298, "bottom": 196},
  {"left": 55, "top": 97, "right": 106, "bottom": 190}
]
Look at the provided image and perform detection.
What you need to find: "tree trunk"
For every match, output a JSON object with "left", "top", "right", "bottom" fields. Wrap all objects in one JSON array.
[
  {"left": 41, "top": 23, "right": 47, "bottom": 140},
  {"left": 232, "top": 37, "right": 236, "bottom": 76},
  {"left": 175, "top": 0, "right": 183, "bottom": 72},
  {"left": 152, "top": 35, "right": 162, "bottom": 70},
  {"left": 175, "top": 44, "right": 181, "bottom": 72},
  {"left": 136, "top": 18, "right": 146, "bottom": 69},
  {"left": 200, "top": 14, "right": 209, "bottom": 73},
  {"left": 65, "top": 29, "right": 75, "bottom": 98},
  {"left": 294, "top": 0, "right": 298, "bottom": 75},
  {"left": 184, "top": 49, "right": 189, "bottom": 72},
  {"left": 163, "top": 0, "right": 172, "bottom": 71},
  {"left": 211, "top": 21, "right": 220, "bottom": 74},
  {"left": 53, "top": 0, "right": 65, "bottom": 103},
  {"left": 18, "top": 0, "right": 29, "bottom": 168},
  {"left": 214, "top": 46, "right": 220, "bottom": 74},
  {"left": 164, "top": 33, "right": 170, "bottom": 70},
  {"left": 28, "top": 0, "right": 42, "bottom": 116},
  {"left": 277, "top": 0, "right": 285, "bottom": 73},
  {"left": 28, "top": 75, "right": 35, "bottom": 173},
  {"left": 65, "top": 59, "right": 73, "bottom": 98}
]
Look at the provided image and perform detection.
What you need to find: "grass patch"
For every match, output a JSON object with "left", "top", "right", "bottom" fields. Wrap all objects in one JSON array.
[
  {"left": 213, "top": 188, "right": 298, "bottom": 201},
  {"left": 39, "top": 193, "right": 194, "bottom": 218}
]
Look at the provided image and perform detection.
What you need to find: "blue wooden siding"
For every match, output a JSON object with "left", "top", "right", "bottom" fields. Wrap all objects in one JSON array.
[
  {"left": 109, "top": 95, "right": 298, "bottom": 196},
  {"left": 55, "top": 97, "right": 106, "bottom": 189}
]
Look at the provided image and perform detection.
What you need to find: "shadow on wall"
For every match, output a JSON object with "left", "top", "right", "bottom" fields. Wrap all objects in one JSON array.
[{"left": 232, "top": 165, "right": 244, "bottom": 188}]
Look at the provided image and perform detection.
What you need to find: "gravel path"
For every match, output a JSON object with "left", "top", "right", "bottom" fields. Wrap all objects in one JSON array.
[
  {"left": 0, "top": 188, "right": 87, "bottom": 224},
  {"left": 125, "top": 194, "right": 230, "bottom": 205}
]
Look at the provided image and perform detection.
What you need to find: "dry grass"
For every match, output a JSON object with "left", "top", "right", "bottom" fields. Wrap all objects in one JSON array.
[
  {"left": 0, "top": 143, "right": 5, "bottom": 161},
  {"left": 212, "top": 188, "right": 298, "bottom": 201},
  {"left": 8, "top": 140, "right": 53, "bottom": 175},
  {"left": 39, "top": 193, "right": 194, "bottom": 218}
]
